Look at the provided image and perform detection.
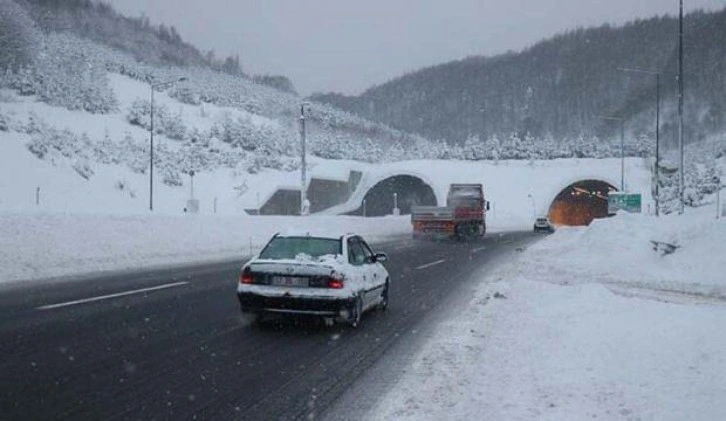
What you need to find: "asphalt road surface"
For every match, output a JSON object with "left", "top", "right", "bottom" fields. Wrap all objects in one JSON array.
[{"left": 0, "top": 231, "right": 540, "bottom": 420}]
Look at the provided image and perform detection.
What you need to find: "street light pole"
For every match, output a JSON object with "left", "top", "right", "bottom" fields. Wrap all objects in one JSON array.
[
  {"left": 597, "top": 115, "right": 625, "bottom": 191},
  {"left": 678, "top": 0, "right": 685, "bottom": 214},
  {"left": 149, "top": 76, "right": 187, "bottom": 212},
  {"left": 479, "top": 107, "right": 487, "bottom": 141},
  {"left": 299, "top": 102, "right": 310, "bottom": 216},
  {"left": 527, "top": 194, "right": 536, "bottom": 219},
  {"left": 656, "top": 72, "right": 660, "bottom": 216},
  {"left": 620, "top": 119, "right": 625, "bottom": 192},
  {"left": 150, "top": 87, "right": 154, "bottom": 211},
  {"left": 717, "top": 179, "right": 721, "bottom": 220},
  {"left": 617, "top": 67, "right": 661, "bottom": 216}
]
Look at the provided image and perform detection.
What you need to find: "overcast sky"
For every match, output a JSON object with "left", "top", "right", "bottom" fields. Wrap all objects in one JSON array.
[{"left": 107, "top": 0, "right": 724, "bottom": 96}]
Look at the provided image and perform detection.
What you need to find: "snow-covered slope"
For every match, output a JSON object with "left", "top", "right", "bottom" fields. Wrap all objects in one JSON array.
[
  {"left": 0, "top": 72, "right": 293, "bottom": 215},
  {"left": 369, "top": 205, "right": 726, "bottom": 421},
  {"left": 0, "top": 213, "right": 409, "bottom": 285}
]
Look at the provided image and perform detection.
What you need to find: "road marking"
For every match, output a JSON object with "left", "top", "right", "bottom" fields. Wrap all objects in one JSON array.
[
  {"left": 415, "top": 259, "right": 446, "bottom": 270},
  {"left": 36, "top": 281, "right": 190, "bottom": 311},
  {"left": 471, "top": 246, "right": 487, "bottom": 253}
]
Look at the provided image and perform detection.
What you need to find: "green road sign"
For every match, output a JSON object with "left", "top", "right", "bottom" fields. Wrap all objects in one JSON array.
[{"left": 608, "top": 193, "right": 642, "bottom": 214}]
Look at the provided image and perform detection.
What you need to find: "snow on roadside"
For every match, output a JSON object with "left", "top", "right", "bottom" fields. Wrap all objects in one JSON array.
[
  {"left": 521, "top": 205, "right": 726, "bottom": 296},
  {"left": 0, "top": 213, "right": 409, "bottom": 285},
  {"left": 367, "top": 209, "right": 726, "bottom": 421}
]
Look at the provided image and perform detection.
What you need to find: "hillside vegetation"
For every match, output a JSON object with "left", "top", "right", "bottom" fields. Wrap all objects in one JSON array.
[
  {"left": 0, "top": 0, "right": 445, "bottom": 177},
  {"left": 311, "top": 9, "right": 726, "bottom": 150},
  {"left": 0, "top": 0, "right": 723, "bottom": 214}
]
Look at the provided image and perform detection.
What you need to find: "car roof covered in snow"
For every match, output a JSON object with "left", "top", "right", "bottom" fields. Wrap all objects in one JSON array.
[{"left": 275, "top": 229, "right": 353, "bottom": 239}]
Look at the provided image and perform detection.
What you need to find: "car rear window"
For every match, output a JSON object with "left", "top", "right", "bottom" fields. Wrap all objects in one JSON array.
[{"left": 258, "top": 237, "right": 342, "bottom": 260}]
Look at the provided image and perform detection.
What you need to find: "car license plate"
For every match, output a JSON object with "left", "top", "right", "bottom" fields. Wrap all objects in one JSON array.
[{"left": 270, "top": 276, "right": 308, "bottom": 287}]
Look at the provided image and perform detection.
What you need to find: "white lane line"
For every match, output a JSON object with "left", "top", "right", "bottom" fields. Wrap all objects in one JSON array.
[
  {"left": 415, "top": 259, "right": 446, "bottom": 270},
  {"left": 37, "top": 281, "right": 190, "bottom": 311},
  {"left": 471, "top": 246, "right": 487, "bottom": 253}
]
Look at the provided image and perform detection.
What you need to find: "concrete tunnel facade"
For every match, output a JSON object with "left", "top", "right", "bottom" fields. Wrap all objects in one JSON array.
[{"left": 351, "top": 174, "right": 438, "bottom": 217}]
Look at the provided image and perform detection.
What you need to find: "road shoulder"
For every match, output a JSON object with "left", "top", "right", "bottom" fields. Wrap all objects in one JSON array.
[{"left": 322, "top": 232, "right": 538, "bottom": 420}]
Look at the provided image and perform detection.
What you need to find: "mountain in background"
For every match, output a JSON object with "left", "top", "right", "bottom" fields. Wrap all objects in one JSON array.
[
  {"left": 12, "top": 0, "right": 300, "bottom": 89},
  {"left": 310, "top": 8, "right": 726, "bottom": 148}
]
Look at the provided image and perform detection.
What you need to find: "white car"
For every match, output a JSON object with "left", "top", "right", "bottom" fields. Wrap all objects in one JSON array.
[
  {"left": 533, "top": 216, "right": 555, "bottom": 233},
  {"left": 236, "top": 232, "right": 390, "bottom": 327}
]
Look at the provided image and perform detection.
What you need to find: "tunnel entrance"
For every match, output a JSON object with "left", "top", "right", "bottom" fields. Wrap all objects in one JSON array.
[
  {"left": 352, "top": 175, "right": 437, "bottom": 217},
  {"left": 548, "top": 180, "right": 617, "bottom": 226}
]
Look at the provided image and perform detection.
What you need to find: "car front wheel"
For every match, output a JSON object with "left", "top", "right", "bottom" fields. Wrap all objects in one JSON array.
[{"left": 378, "top": 279, "right": 390, "bottom": 311}]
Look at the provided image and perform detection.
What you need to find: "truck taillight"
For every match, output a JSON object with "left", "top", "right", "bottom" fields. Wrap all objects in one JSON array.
[{"left": 240, "top": 267, "right": 254, "bottom": 284}]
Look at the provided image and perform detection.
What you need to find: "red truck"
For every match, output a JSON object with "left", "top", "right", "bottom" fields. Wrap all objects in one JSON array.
[{"left": 411, "top": 184, "right": 488, "bottom": 239}]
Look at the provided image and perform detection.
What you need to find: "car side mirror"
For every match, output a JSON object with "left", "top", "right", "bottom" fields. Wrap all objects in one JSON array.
[
  {"left": 486, "top": 201, "right": 491, "bottom": 211},
  {"left": 374, "top": 252, "right": 388, "bottom": 263}
]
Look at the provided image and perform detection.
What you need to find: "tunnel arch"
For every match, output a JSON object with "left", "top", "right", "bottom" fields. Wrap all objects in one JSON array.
[
  {"left": 547, "top": 179, "right": 618, "bottom": 226},
  {"left": 351, "top": 174, "right": 438, "bottom": 217}
]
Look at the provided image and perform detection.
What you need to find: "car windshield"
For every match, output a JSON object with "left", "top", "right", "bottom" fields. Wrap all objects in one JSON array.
[
  {"left": 258, "top": 237, "right": 341, "bottom": 260},
  {"left": 449, "top": 187, "right": 482, "bottom": 199}
]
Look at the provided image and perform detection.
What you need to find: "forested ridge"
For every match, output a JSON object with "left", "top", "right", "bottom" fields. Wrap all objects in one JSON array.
[{"left": 311, "top": 9, "right": 726, "bottom": 148}]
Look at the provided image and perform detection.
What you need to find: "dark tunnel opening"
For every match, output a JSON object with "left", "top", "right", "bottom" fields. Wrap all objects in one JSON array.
[
  {"left": 350, "top": 175, "right": 438, "bottom": 217},
  {"left": 548, "top": 180, "right": 618, "bottom": 226}
]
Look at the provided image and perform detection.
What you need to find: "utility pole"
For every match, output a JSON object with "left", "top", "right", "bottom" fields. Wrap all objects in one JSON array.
[
  {"left": 620, "top": 118, "right": 625, "bottom": 192},
  {"left": 479, "top": 107, "right": 487, "bottom": 141},
  {"left": 618, "top": 67, "right": 661, "bottom": 216},
  {"left": 717, "top": 178, "right": 721, "bottom": 219},
  {"left": 678, "top": 0, "right": 685, "bottom": 214},
  {"left": 150, "top": 86, "right": 154, "bottom": 211},
  {"left": 656, "top": 72, "right": 660, "bottom": 216},
  {"left": 299, "top": 102, "right": 310, "bottom": 215}
]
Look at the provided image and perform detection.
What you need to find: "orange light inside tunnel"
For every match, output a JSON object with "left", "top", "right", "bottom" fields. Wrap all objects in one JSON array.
[
  {"left": 549, "top": 200, "right": 598, "bottom": 226},
  {"left": 548, "top": 180, "right": 615, "bottom": 227}
]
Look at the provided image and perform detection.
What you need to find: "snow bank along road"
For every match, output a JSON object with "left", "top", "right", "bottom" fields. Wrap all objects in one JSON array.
[{"left": 0, "top": 231, "right": 539, "bottom": 420}]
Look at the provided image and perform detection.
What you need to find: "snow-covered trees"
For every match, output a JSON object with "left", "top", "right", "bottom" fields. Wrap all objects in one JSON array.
[
  {"left": 0, "top": 0, "right": 41, "bottom": 71},
  {"left": 3, "top": 32, "right": 119, "bottom": 113},
  {"left": 126, "top": 99, "right": 187, "bottom": 140},
  {"left": 0, "top": 110, "right": 8, "bottom": 131},
  {"left": 656, "top": 137, "right": 726, "bottom": 213},
  {"left": 252, "top": 74, "right": 298, "bottom": 95}
]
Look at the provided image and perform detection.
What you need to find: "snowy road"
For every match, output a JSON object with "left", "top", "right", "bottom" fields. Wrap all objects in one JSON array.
[{"left": 0, "top": 232, "right": 539, "bottom": 420}]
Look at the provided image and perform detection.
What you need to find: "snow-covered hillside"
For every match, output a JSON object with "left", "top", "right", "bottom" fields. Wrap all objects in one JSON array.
[{"left": 1, "top": 27, "right": 723, "bottom": 217}]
